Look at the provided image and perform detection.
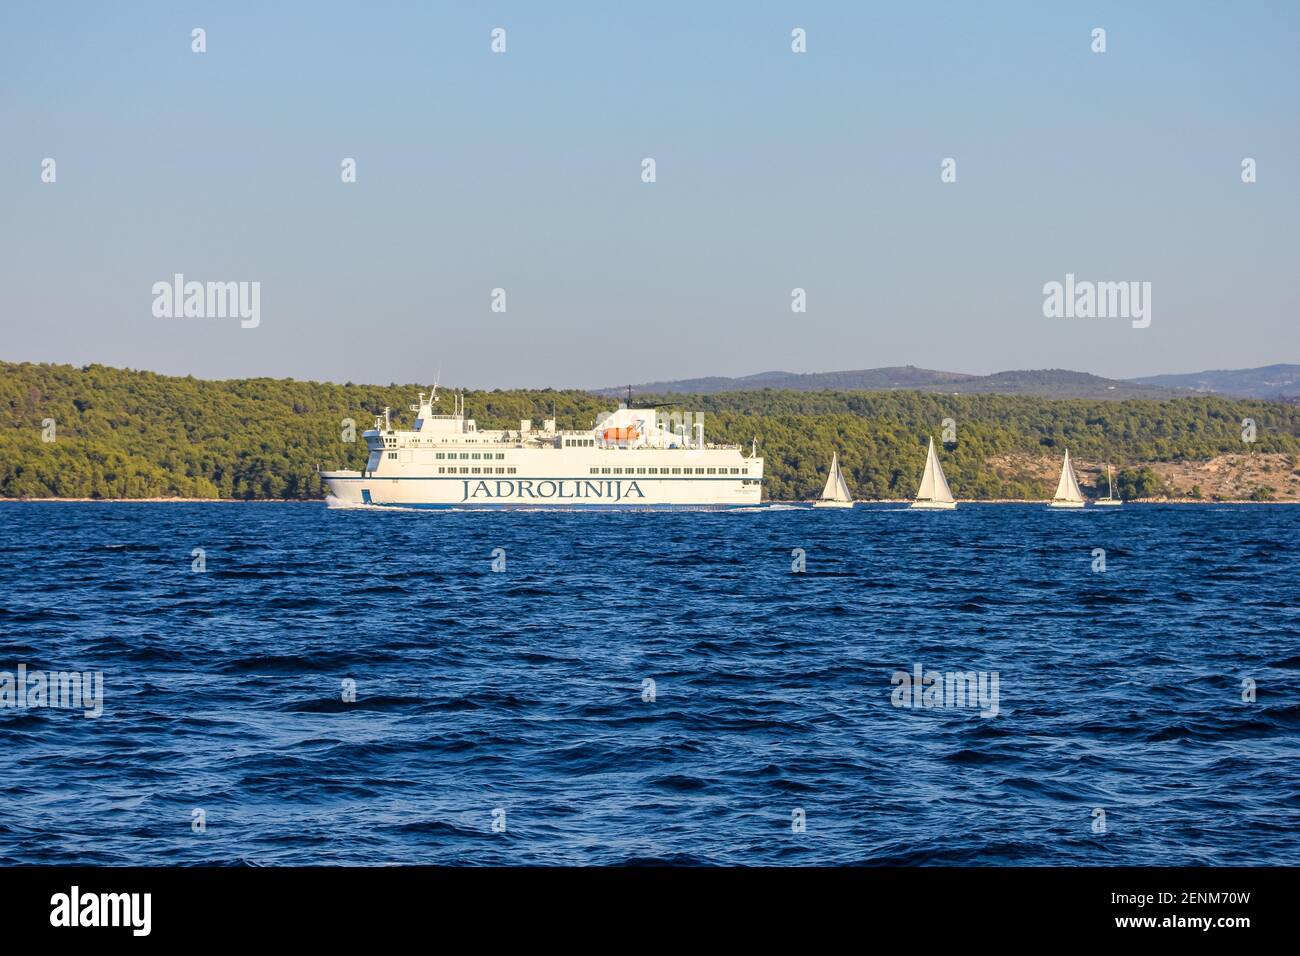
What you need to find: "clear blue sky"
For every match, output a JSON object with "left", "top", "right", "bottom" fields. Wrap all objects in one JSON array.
[{"left": 2, "top": 1, "right": 1296, "bottom": 389}]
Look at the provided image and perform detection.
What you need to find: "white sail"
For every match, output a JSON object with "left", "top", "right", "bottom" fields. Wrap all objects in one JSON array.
[
  {"left": 915, "top": 437, "right": 954, "bottom": 504},
  {"left": 819, "top": 452, "right": 852, "bottom": 503},
  {"left": 1052, "top": 449, "right": 1085, "bottom": 504},
  {"left": 835, "top": 457, "right": 852, "bottom": 502}
]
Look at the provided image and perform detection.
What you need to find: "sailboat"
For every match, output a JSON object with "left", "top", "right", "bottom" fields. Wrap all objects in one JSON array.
[
  {"left": 813, "top": 451, "right": 854, "bottom": 508},
  {"left": 910, "top": 437, "right": 956, "bottom": 509},
  {"left": 1095, "top": 464, "right": 1122, "bottom": 506},
  {"left": 1049, "top": 449, "right": 1086, "bottom": 508}
]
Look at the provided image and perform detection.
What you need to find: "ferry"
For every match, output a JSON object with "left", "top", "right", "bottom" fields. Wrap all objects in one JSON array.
[{"left": 321, "top": 388, "right": 764, "bottom": 510}]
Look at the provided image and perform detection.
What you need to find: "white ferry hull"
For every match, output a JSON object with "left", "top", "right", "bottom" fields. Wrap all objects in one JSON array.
[{"left": 321, "top": 471, "right": 761, "bottom": 510}]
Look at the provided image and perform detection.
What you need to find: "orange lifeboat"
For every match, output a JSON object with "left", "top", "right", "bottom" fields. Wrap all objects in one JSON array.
[{"left": 602, "top": 425, "right": 640, "bottom": 443}]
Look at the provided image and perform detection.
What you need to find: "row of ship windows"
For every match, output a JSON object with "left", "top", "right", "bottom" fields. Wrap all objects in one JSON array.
[
  {"left": 384, "top": 438, "right": 484, "bottom": 446},
  {"left": 435, "top": 467, "right": 520, "bottom": 474},
  {"left": 382, "top": 445, "right": 510, "bottom": 458},
  {"left": 590, "top": 467, "right": 746, "bottom": 475},
  {"left": 420, "top": 466, "right": 753, "bottom": 476}
]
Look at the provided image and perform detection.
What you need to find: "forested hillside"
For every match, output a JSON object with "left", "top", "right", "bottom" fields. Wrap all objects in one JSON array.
[{"left": 3, "top": 362, "right": 1299, "bottom": 500}]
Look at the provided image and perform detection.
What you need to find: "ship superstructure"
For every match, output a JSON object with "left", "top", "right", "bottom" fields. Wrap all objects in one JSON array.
[{"left": 321, "top": 388, "right": 764, "bottom": 509}]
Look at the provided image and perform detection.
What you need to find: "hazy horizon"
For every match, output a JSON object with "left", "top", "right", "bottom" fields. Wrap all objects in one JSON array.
[{"left": 3, "top": 1, "right": 1297, "bottom": 390}]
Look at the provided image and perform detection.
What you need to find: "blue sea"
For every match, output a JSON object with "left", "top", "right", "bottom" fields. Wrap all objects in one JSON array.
[{"left": 0, "top": 502, "right": 1296, "bottom": 866}]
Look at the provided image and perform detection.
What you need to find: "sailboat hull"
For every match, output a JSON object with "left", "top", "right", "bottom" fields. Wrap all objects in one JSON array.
[
  {"left": 1094, "top": 499, "right": 1122, "bottom": 507},
  {"left": 1049, "top": 500, "right": 1086, "bottom": 509},
  {"left": 813, "top": 499, "right": 854, "bottom": 508},
  {"left": 910, "top": 500, "right": 957, "bottom": 510}
]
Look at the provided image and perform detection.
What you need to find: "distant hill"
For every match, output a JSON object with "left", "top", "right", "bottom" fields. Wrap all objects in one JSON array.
[
  {"left": 598, "top": 366, "right": 1176, "bottom": 400},
  {"left": 597, "top": 366, "right": 975, "bottom": 396},
  {"left": 1129, "top": 364, "right": 1300, "bottom": 399},
  {"left": 918, "top": 369, "right": 1171, "bottom": 399}
]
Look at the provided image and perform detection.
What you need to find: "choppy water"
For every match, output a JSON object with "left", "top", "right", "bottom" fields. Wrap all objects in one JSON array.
[{"left": 0, "top": 502, "right": 1296, "bottom": 865}]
